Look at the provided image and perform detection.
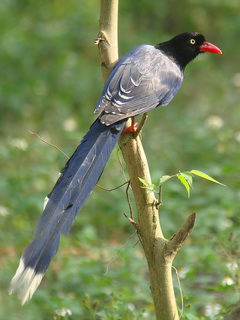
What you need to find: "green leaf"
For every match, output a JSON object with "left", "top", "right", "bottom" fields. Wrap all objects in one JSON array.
[
  {"left": 177, "top": 172, "right": 191, "bottom": 198},
  {"left": 138, "top": 177, "right": 151, "bottom": 188},
  {"left": 159, "top": 175, "right": 172, "bottom": 185},
  {"left": 181, "top": 172, "right": 193, "bottom": 188},
  {"left": 190, "top": 170, "right": 226, "bottom": 186},
  {"left": 186, "top": 314, "right": 199, "bottom": 320},
  {"left": 138, "top": 177, "right": 156, "bottom": 193}
]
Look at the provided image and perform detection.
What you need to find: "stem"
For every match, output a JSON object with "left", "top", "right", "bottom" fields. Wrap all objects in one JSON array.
[
  {"left": 97, "top": 1, "right": 196, "bottom": 319},
  {"left": 98, "top": 0, "right": 119, "bottom": 81},
  {"left": 119, "top": 133, "right": 180, "bottom": 320}
]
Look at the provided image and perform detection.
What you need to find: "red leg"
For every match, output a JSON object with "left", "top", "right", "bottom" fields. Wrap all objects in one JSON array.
[{"left": 121, "top": 117, "right": 138, "bottom": 134}]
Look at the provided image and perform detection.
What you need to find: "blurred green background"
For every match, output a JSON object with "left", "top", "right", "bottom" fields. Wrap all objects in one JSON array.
[{"left": 1, "top": 0, "right": 240, "bottom": 319}]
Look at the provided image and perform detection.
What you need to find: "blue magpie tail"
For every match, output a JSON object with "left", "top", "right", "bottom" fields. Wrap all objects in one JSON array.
[{"left": 9, "top": 118, "right": 125, "bottom": 304}]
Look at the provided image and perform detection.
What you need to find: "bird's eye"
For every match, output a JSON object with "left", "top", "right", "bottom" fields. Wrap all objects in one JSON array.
[{"left": 190, "top": 39, "right": 196, "bottom": 44}]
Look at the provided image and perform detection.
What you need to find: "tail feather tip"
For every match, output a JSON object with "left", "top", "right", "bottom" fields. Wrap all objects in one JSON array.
[{"left": 9, "top": 258, "right": 44, "bottom": 305}]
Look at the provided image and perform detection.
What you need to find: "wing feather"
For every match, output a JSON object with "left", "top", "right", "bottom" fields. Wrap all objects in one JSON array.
[{"left": 95, "top": 45, "right": 183, "bottom": 125}]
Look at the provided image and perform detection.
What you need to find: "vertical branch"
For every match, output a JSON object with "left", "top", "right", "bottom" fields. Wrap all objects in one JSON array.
[
  {"left": 118, "top": 134, "right": 164, "bottom": 247},
  {"left": 97, "top": 1, "right": 196, "bottom": 319},
  {"left": 98, "top": 0, "right": 119, "bottom": 81},
  {"left": 118, "top": 133, "right": 180, "bottom": 320}
]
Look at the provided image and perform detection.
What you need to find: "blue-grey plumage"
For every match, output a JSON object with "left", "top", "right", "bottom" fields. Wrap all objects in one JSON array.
[
  {"left": 9, "top": 119, "right": 125, "bottom": 304},
  {"left": 95, "top": 45, "right": 183, "bottom": 125},
  {"left": 9, "top": 32, "right": 221, "bottom": 304}
]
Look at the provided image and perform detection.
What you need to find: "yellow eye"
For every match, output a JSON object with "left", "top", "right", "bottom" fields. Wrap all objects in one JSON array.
[{"left": 190, "top": 39, "right": 196, "bottom": 44}]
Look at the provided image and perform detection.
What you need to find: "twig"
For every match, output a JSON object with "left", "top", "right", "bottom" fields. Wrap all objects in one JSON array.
[
  {"left": 167, "top": 213, "right": 196, "bottom": 256},
  {"left": 96, "top": 180, "right": 129, "bottom": 191},
  {"left": 172, "top": 266, "right": 184, "bottom": 319},
  {"left": 134, "top": 113, "right": 148, "bottom": 138},
  {"left": 104, "top": 231, "right": 137, "bottom": 276},
  {"left": 29, "top": 131, "right": 70, "bottom": 159},
  {"left": 125, "top": 181, "right": 134, "bottom": 219}
]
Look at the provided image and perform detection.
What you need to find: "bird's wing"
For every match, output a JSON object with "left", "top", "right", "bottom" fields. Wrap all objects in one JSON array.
[{"left": 95, "top": 45, "right": 183, "bottom": 125}]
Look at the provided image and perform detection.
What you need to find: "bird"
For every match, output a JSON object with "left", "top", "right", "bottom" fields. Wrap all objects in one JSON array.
[{"left": 9, "top": 32, "right": 222, "bottom": 304}]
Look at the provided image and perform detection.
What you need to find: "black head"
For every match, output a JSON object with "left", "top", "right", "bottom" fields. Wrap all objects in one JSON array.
[{"left": 156, "top": 32, "right": 222, "bottom": 69}]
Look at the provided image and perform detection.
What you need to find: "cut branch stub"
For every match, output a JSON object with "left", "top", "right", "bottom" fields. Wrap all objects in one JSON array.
[{"left": 166, "top": 212, "right": 197, "bottom": 258}]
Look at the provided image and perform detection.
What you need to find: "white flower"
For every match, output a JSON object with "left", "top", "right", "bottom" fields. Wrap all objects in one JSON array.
[
  {"left": 63, "top": 118, "right": 77, "bottom": 132},
  {"left": 0, "top": 206, "right": 9, "bottom": 216},
  {"left": 142, "top": 310, "right": 150, "bottom": 318},
  {"left": 54, "top": 308, "right": 72, "bottom": 318},
  {"left": 226, "top": 261, "right": 238, "bottom": 273},
  {"left": 178, "top": 266, "right": 190, "bottom": 279},
  {"left": 10, "top": 138, "right": 28, "bottom": 150},
  {"left": 127, "top": 303, "right": 135, "bottom": 311},
  {"left": 204, "top": 303, "right": 221, "bottom": 318},
  {"left": 205, "top": 115, "right": 224, "bottom": 129},
  {"left": 222, "top": 276, "right": 234, "bottom": 286},
  {"left": 234, "top": 132, "right": 240, "bottom": 142}
]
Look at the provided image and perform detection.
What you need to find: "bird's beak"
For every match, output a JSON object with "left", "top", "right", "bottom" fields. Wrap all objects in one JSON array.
[{"left": 200, "top": 41, "right": 222, "bottom": 54}]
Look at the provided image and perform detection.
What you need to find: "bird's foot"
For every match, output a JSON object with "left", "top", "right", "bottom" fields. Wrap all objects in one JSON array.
[
  {"left": 121, "top": 117, "right": 139, "bottom": 135},
  {"left": 121, "top": 123, "right": 138, "bottom": 134}
]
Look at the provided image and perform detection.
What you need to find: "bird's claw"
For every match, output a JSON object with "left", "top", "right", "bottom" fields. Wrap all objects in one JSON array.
[{"left": 121, "top": 122, "right": 139, "bottom": 134}]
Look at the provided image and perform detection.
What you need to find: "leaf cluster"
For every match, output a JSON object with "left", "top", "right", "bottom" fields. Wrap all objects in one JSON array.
[{"left": 139, "top": 169, "right": 225, "bottom": 198}]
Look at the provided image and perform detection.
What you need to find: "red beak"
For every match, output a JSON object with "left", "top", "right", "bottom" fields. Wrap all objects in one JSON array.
[{"left": 200, "top": 41, "right": 222, "bottom": 54}]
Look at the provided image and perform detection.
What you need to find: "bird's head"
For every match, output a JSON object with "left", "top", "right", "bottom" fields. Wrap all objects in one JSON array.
[{"left": 157, "top": 32, "right": 222, "bottom": 69}]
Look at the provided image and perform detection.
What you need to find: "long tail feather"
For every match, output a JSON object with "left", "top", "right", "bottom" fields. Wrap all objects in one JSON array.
[{"left": 9, "top": 118, "right": 126, "bottom": 304}]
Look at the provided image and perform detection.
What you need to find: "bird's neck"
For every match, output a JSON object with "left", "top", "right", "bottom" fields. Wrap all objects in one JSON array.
[{"left": 155, "top": 42, "right": 193, "bottom": 70}]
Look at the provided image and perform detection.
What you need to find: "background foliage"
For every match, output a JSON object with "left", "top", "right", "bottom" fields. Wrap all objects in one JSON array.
[{"left": 1, "top": 0, "right": 240, "bottom": 319}]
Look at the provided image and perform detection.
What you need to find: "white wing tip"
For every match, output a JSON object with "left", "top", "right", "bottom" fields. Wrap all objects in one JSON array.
[
  {"left": 43, "top": 196, "right": 49, "bottom": 210},
  {"left": 9, "top": 258, "right": 44, "bottom": 305}
]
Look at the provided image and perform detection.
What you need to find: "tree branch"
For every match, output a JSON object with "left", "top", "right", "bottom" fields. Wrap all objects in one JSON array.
[
  {"left": 167, "top": 213, "right": 196, "bottom": 257},
  {"left": 97, "top": 1, "right": 196, "bottom": 319},
  {"left": 97, "top": 0, "right": 119, "bottom": 81}
]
